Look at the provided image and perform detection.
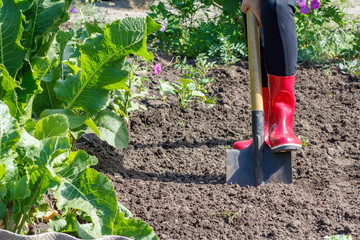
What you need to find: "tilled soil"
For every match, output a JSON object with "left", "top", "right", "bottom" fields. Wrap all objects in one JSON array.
[{"left": 78, "top": 56, "right": 360, "bottom": 240}]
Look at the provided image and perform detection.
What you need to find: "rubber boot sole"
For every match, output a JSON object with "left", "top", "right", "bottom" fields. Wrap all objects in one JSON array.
[{"left": 271, "top": 143, "right": 302, "bottom": 153}]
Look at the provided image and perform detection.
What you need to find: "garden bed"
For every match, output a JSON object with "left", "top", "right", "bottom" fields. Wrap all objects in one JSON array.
[{"left": 78, "top": 56, "right": 360, "bottom": 239}]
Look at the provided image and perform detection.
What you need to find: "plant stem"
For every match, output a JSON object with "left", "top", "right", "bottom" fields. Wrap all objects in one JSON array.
[
  {"left": 70, "top": 133, "right": 76, "bottom": 151},
  {"left": 4, "top": 209, "right": 9, "bottom": 230},
  {"left": 16, "top": 215, "right": 27, "bottom": 234},
  {"left": 12, "top": 214, "right": 22, "bottom": 233}
]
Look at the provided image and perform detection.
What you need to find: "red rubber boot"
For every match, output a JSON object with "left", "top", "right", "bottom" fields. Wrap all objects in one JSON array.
[
  {"left": 233, "top": 87, "right": 270, "bottom": 149},
  {"left": 268, "top": 74, "right": 301, "bottom": 152}
]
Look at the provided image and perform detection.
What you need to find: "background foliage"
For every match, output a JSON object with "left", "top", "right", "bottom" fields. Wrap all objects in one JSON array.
[{"left": 148, "top": 0, "right": 360, "bottom": 74}]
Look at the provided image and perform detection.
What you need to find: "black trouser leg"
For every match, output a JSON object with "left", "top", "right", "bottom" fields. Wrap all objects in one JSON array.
[{"left": 242, "top": 0, "right": 298, "bottom": 87}]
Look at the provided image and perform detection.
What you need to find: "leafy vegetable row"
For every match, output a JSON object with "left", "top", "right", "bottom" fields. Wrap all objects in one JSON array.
[{"left": 0, "top": 0, "right": 161, "bottom": 238}]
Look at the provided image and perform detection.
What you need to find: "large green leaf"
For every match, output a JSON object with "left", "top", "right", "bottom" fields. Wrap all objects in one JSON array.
[
  {"left": 112, "top": 211, "right": 158, "bottom": 240},
  {"left": 31, "top": 56, "right": 51, "bottom": 83},
  {"left": 16, "top": 130, "right": 70, "bottom": 167},
  {"left": 21, "top": 0, "right": 71, "bottom": 55},
  {"left": 33, "top": 66, "right": 63, "bottom": 116},
  {"left": 48, "top": 213, "right": 77, "bottom": 234},
  {"left": 11, "top": 175, "right": 31, "bottom": 222},
  {"left": 15, "top": 0, "right": 71, "bottom": 105},
  {"left": 54, "top": 17, "right": 161, "bottom": 115},
  {"left": 0, "top": 101, "right": 20, "bottom": 187},
  {"left": 39, "top": 109, "right": 88, "bottom": 129},
  {"left": 0, "top": 0, "right": 26, "bottom": 76},
  {"left": 54, "top": 166, "right": 118, "bottom": 238},
  {"left": 32, "top": 31, "right": 72, "bottom": 116},
  {"left": 0, "top": 65, "right": 18, "bottom": 116},
  {"left": 34, "top": 114, "right": 69, "bottom": 140},
  {"left": 93, "top": 110, "right": 129, "bottom": 150}
]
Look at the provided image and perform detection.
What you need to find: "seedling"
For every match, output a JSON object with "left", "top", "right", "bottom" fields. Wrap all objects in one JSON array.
[
  {"left": 177, "top": 120, "right": 185, "bottom": 126},
  {"left": 109, "top": 57, "right": 149, "bottom": 123},
  {"left": 224, "top": 207, "right": 246, "bottom": 225},
  {"left": 157, "top": 57, "right": 217, "bottom": 109},
  {"left": 324, "top": 235, "right": 352, "bottom": 240},
  {"left": 209, "top": 212, "right": 221, "bottom": 223},
  {"left": 299, "top": 135, "right": 310, "bottom": 147}
]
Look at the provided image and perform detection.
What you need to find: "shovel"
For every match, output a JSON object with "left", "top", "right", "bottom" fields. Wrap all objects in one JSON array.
[{"left": 226, "top": 10, "right": 292, "bottom": 187}]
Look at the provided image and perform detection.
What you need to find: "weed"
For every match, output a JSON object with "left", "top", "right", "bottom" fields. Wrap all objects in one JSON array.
[
  {"left": 299, "top": 135, "right": 310, "bottom": 147},
  {"left": 224, "top": 207, "right": 246, "bottom": 225},
  {"left": 324, "top": 235, "right": 352, "bottom": 240},
  {"left": 109, "top": 56, "right": 150, "bottom": 123},
  {"left": 177, "top": 120, "right": 185, "bottom": 126},
  {"left": 157, "top": 57, "right": 217, "bottom": 109}
]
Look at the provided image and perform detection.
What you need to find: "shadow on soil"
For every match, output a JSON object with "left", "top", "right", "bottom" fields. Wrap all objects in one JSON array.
[{"left": 77, "top": 133, "right": 228, "bottom": 185}]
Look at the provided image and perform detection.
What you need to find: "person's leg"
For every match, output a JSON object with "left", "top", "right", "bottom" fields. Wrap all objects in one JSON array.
[
  {"left": 233, "top": 5, "right": 270, "bottom": 150},
  {"left": 261, "top": 0, "right": 297, "bottom": 77},
  {"left": 262, "top": 0, "right": 301, "bottom": 152}
]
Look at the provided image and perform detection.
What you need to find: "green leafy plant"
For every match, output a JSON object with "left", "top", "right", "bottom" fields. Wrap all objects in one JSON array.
[
  {"left": 172, "top": 56, "right": 217, "bottom": 106},
  {"left": 147, "top": 0, "right": 247, "bottom": 60},
  {"left": 295, "top": 0, "right": 360, "bottom": 71},
  {"left": 208, "top": 33, "right": 247, "bottom": 65},
  {"left": 109, "top": 57, "right": 150, "bottom": 123},
  {"left": 338, "top": 59, "right": 360, "bottom": 75},
  {"left": 0, "top": 0, "right": 161, "bottom": 237},
  {"left": 149, "top": 0, "right": 359, "bottom": 73},
  {"left": 0, "top": 101, "right": 157, "bottom": 238},
  {"left": 157, "top": 56, "right": 217, "bottom": 109},
  {"left": 14, "top": 14, "right": 160, "bottom": 151}
]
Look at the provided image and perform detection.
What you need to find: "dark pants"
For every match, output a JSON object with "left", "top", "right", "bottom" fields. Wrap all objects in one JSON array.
[{"left": 242, "top": 0, "right": 298, "bottom": 87}]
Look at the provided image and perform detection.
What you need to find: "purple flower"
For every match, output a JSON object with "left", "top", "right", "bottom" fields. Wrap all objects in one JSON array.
[
  {"left": 300, "top": 5, "right": 310, "bottom": 14},
  {"left": 153, "top": 63, "right": 161, "bottom": 75},
  {"left": 296, "top": 0, "right": 307, "bottom": 8},
  {"left": 160, "top": 18, "right": 168, "bottom": 32},
  {"left": 70, "top": 6, "right": 77, "bottom": 13},
  {"left": 311, "top": 0, "right": 320, "bottom": 9}
]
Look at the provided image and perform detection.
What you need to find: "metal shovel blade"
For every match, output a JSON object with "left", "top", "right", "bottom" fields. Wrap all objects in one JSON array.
[{"left": 226, "top": 144, "right": 292, "bottom": 186}]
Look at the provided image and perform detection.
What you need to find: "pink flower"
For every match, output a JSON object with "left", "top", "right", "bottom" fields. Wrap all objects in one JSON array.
[
  {"left": 160, "top": 18, "right": 168, "bottom": 32},
  {"left": 153, "top": 63, "right": 161, "bottom": 75},
  {"left": 300, "top": 5, "right": 310, "bottom": 14},
  {"left": 297, "top": 0, "right": 307, "bottom": 8},
  {"left": 311, "top": 0, "right": 320, "bottom": 9}
]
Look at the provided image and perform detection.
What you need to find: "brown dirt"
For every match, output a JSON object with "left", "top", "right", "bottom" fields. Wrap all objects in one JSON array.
[{"left": 77, "top": 56, "right": 360, "bottom": 240}]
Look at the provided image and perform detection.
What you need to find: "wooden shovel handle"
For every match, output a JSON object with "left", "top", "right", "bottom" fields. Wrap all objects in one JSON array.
[
  {"left": 246, "top": 10, "right": 263, "bottom": 111},
  {"left": 247, "top": 9, "right": 265, "bottom": 186}
]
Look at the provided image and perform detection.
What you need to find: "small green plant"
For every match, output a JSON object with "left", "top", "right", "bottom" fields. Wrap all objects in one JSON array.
[
  {"left": 224, "top": 207, "right": 246, "bottom": 225},
  {"left": 177, "top": 120, "right": 185, "bottom": 126},
  {"left": 174, "top": 56, "right": 217, "bottom": 101},
  {"left": 338, "top": 59, "right": 360, "bottom": 75},
  {"left": 324, "top": 235, "right": 352, "bottom": 240},
  {"left": 157, "top": 56, "right": 217, "bottom": 109},
  {"left": 209, "top": 212, "right": 221, "bottom": 223},
  {"left": 208, "top": 33, "right": 247, "bottom": 65},
  {"left": 299, "top": 135, "right": 310, "bottom": 147},
  {"left": 158, "top": 78, "right": 205, "bottom": 109},
  {"left": 109, "top": 57, "right": 150, "bottom": 123}
]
